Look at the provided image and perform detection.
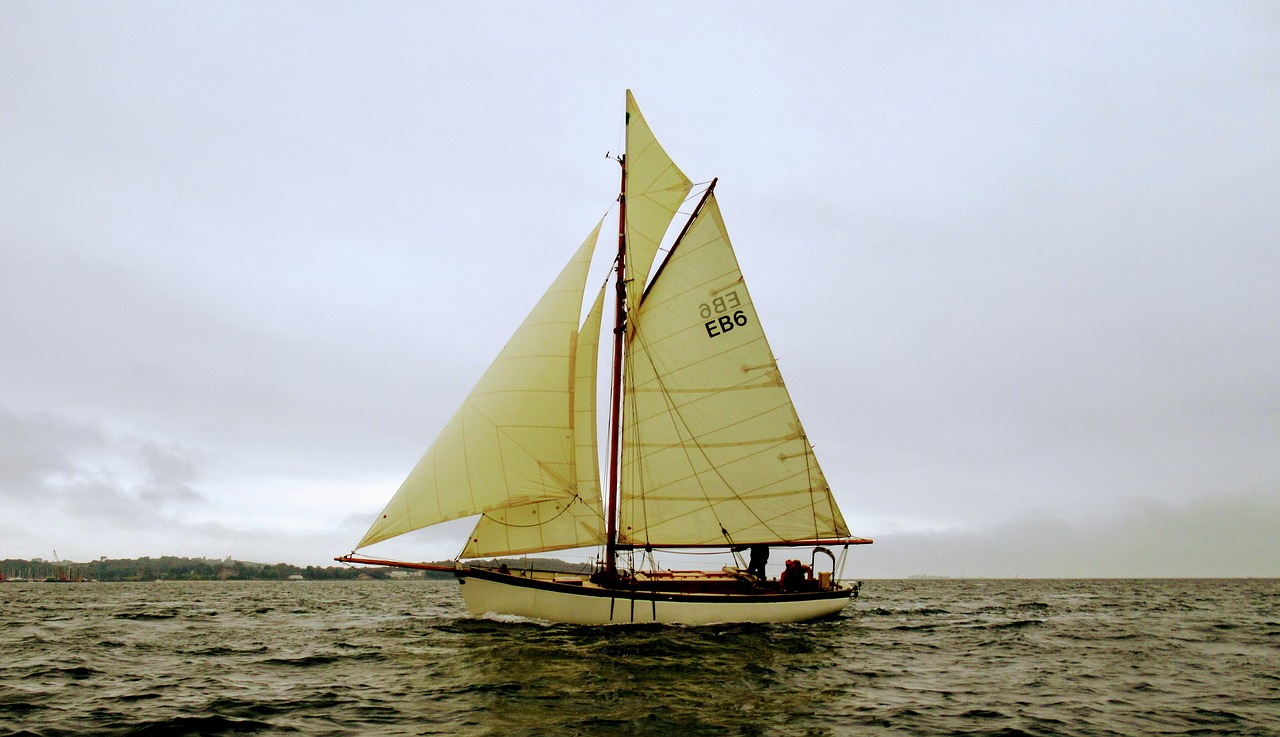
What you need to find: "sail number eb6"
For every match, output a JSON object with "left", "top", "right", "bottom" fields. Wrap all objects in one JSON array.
[{"left": 701, "top": 289, "right": 749, "bottom": 338}]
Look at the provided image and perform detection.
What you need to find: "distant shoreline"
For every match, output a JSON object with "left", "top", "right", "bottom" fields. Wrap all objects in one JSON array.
[
  {"left": 1, "top": 556, "right": 390, "bottom": 582},
  {"left": 0, "top": 555, "right": 588, "bottom": 583}
]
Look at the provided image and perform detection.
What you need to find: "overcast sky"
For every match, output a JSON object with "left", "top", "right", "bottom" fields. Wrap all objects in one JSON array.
[{"left": 3, "top": 3, "right": 1277, "bottom": 577}]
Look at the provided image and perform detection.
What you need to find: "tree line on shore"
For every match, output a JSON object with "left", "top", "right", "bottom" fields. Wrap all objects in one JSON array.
[
  {"left": 1, "top": 555, "right": 589, "bottom": 582},
  {"left": 0, "top": 556, "right": 391, "bottom": 581}
]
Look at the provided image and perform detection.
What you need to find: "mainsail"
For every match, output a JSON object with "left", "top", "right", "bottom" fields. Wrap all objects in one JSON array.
[
  {"left": 357, "top": 223, "right": 603, "bottom": 550},
  {"left": 618, "top": 193, "right": 849, "bottom": 547}
]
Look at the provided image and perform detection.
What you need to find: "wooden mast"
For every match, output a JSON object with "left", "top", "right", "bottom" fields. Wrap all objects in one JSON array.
[
  {"left": 604, "top": 153, "right": 627, "bottom": 578},
  {"left": 604, "top": 177, "right": 719, "bottom": 578}
]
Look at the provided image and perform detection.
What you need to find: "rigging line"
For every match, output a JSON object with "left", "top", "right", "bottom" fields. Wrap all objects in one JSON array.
[
  {"left": 641, "top": 546, "right": 739, "bottom": 557},
  {"left": 462, "top": 382, "right": 579, "bottom": 483},
  {"left": 635, "top": 300, "right": 834, "bottom": 541},
  {"left": 626, "top": 319, "right": 774, "bottom": 543},
  {"left": 476, "top": 496, "right": 603, "bottom": 529},
  {"left": 339, "top": 551, "right": 400, "bottom": 564},
  {"left": 622, "top": 358, "right": 762, "bottom": 534},
  {"left": 336, "top": 558, "right": 410, "bottom": 587},
  {"left": 619, "top": 183, "right": 721, "bottom": 548},
  {"left": 681, "top": 180, "right": 716, "bottom": 202},
  {"left": 670, "top": 181, "right": 717, "bottom": 218},
  {"left": 632, "top": 338, "right": 829, "bottom": 540},
  {"left": 619, "top": 327, "right": 645, "bottom": 542},
  {"left": 641, "top": 180, "right": 717, "bottom": 306},
  {"left": 627, "top": 313, "right": 787, "bottom": 513},
  {"left": 812, "top": 446, "right": 838, "bottom": 537},
  {"left": 803, "top": 433, "right": 821, "bottom": 540}
]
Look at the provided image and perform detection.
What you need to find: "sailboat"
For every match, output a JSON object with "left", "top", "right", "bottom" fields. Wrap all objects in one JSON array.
[{"left": 338, "top": 91, "right": 872, "bottom": 624}]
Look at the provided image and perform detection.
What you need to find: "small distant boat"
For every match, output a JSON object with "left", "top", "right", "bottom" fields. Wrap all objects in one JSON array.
[{"left": 339, "top": 91, "right": 871, "bottom": 624}]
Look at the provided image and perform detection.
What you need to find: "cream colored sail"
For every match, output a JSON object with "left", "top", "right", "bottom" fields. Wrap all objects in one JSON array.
[
  {"left": 357, "top": 224, "right": 602, "bottom": 550},
  {"left": 619, "top": 194, "right": 849, "bottom": 546},
  {"left": 459, "top": 286, "right": 608, "bottom": 557},
  {"left": 624, "top": 90, "right": 692, "bottom": 314}
]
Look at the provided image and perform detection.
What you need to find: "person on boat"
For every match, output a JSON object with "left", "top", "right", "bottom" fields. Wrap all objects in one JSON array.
[
  {"left": 780, "top": 559, "right": 813, "bottom": 591},
  {"left": 746, "top": 544, "right": 769, "bottom": 580},
  {"left": 780, "top": 560, "right": 798, "bottom": 590}
]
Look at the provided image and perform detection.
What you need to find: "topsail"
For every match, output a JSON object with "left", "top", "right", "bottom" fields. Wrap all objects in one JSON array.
[{"left": 622, "top": 90, "right": 693, "bottom": 316}]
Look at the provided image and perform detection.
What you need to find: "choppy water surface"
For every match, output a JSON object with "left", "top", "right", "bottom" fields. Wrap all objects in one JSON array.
[{"left": 2, "top": 578, "right": 1277, "bottom": 736}]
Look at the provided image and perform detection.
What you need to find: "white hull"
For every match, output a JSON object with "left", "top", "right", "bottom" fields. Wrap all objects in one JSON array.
[{"left": 456, "top": 568, "right": 854, "bottom": 625}]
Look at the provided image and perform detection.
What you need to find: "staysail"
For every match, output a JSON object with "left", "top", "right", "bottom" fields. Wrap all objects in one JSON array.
[
  {"left": 357, "top": 223, "right": 603, "bottom": 549},
  {"left": 459, "top": 286, "right": 609, "bottom": 557},
  {"left": 618, "top": 193, "right": 849, "bottom": 547}
]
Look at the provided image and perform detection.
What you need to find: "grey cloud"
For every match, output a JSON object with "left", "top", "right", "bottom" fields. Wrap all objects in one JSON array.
[
  {"left": 1, "top": 4, "right": 1276, "bottom": 572},
  {"left": 857, "top": 492, "right": 1280, "bottom": 579},
  {"left": 0, "top": 406, "right": 202, "bottom": 515},
  {"left": 0, "top": 406, "right": 105, "bottom": 496}
]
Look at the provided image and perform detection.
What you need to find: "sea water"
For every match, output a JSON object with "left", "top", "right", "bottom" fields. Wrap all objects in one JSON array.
[{"left": 1, "top": 578, "right": 1276, "bottom": 736}]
